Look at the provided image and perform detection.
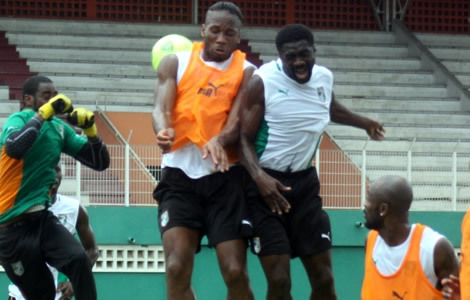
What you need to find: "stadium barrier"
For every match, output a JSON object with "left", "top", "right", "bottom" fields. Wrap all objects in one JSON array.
[{"left": 59, "top": 145, "right": 470, "bottom": 211}]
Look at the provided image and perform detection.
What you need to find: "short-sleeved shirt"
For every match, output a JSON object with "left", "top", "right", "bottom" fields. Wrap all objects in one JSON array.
[
  {"left": 0, "top": 109, "right": 87, "bottom": 222},
  {"left": 253, "top": 59, "right": 334, "bottom": 172}
]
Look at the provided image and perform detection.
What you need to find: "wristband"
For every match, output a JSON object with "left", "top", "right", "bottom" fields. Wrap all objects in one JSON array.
[{"left": 83, "top": 124, "right": 97, "bottom": 137}]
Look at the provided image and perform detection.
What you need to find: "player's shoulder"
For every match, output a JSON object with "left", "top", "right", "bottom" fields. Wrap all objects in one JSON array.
[
  {"left": 7, "top": 109, "right": 33, "bottom": 120},
  {"left": 419, "top": 224, "right": 445, "bottom": 251},
  {"left": 254, "top": 59, "right": 279, "bottom": 78},
  {"left": 55, "top": 194, "right": 80, "bottom": 206},
  {"left": 175, "top": 50, "right": 191, "bottom": 62},
  {"left": 243, "top": 59, "right": 256, "bottom": 71},
  {"left": 313, "top": 64, "right": 333, "bottom": 78},
  {"left": 260, "top": 59, "right": 279, "bottom": 70}
]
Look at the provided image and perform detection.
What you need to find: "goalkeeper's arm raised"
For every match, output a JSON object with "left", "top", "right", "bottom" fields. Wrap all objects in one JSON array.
[{"left": 67, "top": 108, "right": 110, "bottom": 171}]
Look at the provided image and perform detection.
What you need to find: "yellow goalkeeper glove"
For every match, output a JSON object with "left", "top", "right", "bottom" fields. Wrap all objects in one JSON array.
[
  {"left": 38, "top": 94, "right": 73, "bottom": 120},
  {"left": 67, "top": 108, "right": 98, "bottom": 137}
]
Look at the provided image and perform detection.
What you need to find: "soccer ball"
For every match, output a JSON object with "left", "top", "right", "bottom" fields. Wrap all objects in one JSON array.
[{"left": 151, "top": 34, "right": 193, "bottom": 71}]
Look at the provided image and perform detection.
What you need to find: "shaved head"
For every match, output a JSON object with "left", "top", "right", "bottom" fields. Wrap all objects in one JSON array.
[{"left": 369, "top": 175, "right": 413, "bottom": 215}]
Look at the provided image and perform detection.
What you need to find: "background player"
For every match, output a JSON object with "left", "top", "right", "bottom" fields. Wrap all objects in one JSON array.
[
  {"left": 239, "top": 24, "right": 384, "bottom": 299},
  {"left": 362, "top": 175, "right": 459, "bottom": 299}
]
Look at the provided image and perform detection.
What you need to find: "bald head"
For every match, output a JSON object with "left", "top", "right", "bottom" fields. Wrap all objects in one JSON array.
[{"left": 369, "top": 175, "right": 413, "bottom": 215}]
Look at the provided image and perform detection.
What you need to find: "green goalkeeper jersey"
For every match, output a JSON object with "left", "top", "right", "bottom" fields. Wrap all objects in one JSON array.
[{"left": 0, "top": 108, "right": 87, "bottom": 223}]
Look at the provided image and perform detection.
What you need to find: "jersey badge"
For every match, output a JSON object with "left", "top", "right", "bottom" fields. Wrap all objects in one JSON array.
[
  {"left": 252, "top": 237, "right": 261, "bottom": 254},
  {"left": 58, "top": 124, "right": 64, "bottom": 139},
  {"left": 58, "top": 214, "right": 67, "bottom": 225},
  {"left": 161, "top": 210, "right": 170, "bottom": 227},
  {"left": 317, "top": 87, "right": 326, "bottom": 102},
  {"left": 11, "top": 261, "right": 24, "bottom": 276}
]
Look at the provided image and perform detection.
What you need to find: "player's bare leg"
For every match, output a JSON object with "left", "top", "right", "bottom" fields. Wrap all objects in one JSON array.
[
  {"left": 260, "top": 254, "right": 292, "bottom": 300},
  {"left": 300, "top": 250, "right": 336, "bottom": 300},
  {"left": 216, "top": 239, "right": 254, "bottom": 300},
  {"left": 163, "top": 227, "right": 199, "bottom": 300}
]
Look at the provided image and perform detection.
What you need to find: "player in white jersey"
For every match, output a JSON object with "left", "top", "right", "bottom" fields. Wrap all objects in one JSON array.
[
  {"left": 8, "top": 166, "right": 99, "bottom": 300},
  {"left": 239, "top": 24, "right": 385, "bottom": 300}
]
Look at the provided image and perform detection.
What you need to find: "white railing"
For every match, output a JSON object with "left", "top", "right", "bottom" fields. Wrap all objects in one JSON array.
[{"left": 58, "top": 146, "right": 470, "bottom": 211}]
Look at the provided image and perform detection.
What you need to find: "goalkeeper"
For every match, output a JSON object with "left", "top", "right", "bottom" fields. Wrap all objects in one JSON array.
[{"left": 0, "top": 75, "right": 109, "bottom": 300}]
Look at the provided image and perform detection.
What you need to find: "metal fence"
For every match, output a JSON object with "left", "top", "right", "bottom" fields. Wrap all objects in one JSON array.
[{"left": 58, "top": 145, "right": 470, "bottom": 211}]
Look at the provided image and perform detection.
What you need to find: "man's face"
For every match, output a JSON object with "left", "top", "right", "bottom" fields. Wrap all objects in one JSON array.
[
  {"left": 363, "top": 190, "right": 384, "bottom": 230},
  {"left": 279, "top": 39, "right": 315, "bottom": 84},
  {"left": 25, "top": 82, "right": 58, "bottom": 110},
  {"left": 201, "top": 10, "right": 241, "bottom": 62}
]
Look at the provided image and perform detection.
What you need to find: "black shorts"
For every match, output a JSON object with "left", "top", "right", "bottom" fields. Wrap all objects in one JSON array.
[
  {"left": 247, "top": 167, "right": 332, "bottom": 258},
  {"left": 153, "top": 166, "right": 252, "bottom": 249}
]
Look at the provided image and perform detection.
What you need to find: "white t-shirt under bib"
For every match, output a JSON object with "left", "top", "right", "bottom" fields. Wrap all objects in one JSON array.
[{"left": 371, "top": 224, "right": 444, "bottom": 287}]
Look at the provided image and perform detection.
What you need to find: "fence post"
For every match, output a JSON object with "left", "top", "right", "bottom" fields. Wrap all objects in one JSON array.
[
  {"left": 192, "top": 0, "right": 198, "bottom": 24},
  {"left": 361, "top": 149, "right": 367, "bottom": 207},
  {"left": 76, "top": 160, "right": 81, "bottom": 203},
  {"left": 407, "top": 151, "right": 412, "bottom": 182},
  {"left": 452, "top": 152, "right": 457, "bottom": 211},
  {"left": 125, "top": 144, "right": 130, "bottom": 207},
  {"left": 315, "top": 148, "right": 320, "bottom": 176},
  {"left": 407, "top": 138, "right": 415, "bottom": 183}
]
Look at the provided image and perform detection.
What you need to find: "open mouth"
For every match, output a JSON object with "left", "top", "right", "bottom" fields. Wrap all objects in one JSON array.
[{"left": 294, "top": 67, "right": 309, "bottom": 80}]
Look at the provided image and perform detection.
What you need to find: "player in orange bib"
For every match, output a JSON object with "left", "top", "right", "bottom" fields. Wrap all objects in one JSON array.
[
  {"left": 442, "top": 208, "right": 470, "bottom": 300},
  {"left": 151, "top": 2, "right": 256, "bottom": 300},
  {"left": 362, "top": 175, "right": 459, "bottom": 300},
  {"left": 461, "top": 209, "right": 470, "bottom": 299}
]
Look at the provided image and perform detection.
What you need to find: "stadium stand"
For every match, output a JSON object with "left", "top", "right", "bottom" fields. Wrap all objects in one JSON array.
[
  {"left": 0, "top": 17, "right": 469, "bottom": 209},
  {"left": 417, "top": 33, "right": 470, "bottom": 91}
]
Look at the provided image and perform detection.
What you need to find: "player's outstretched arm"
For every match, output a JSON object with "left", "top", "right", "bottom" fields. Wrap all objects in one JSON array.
[
  {"left": 202, "top": 65, "right": 256, "bottom": 172},
  {"left": 239, "top": 75, "right": 291, "bottom": 215},
  {"left": 4, "top": 94, "right": 73, "bottom": 159},
  {"left": 434, "top": 237, "right": 460, "bottom": 291},
  {"left": 76, "top": 204, "right": 99, "bottom": 266},
  {"left": 329, "top": 92, "right": 385, "bottom": 141},
  {"left": 152, "top": 54, "right": 178, "bottom": 154}
]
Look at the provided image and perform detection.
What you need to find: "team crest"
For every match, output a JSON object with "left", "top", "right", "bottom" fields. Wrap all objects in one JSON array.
[
  {"left": 58, "top": 214, "right": 67, "bottom": 225},
  {"left": 316, "top": 87, "right": 326, "bottom": 102},
  {"left": 11, "top": 261, "right": 24, "bottom": 276},
  {"left": 58, "top": 124, "right": 65, "bottom": 139},
  {"left": 160, "top": 210, "right": 169, "bottom": 227},
  {"left": 253, "top": 237, "right": 261, "bottom": 254}
]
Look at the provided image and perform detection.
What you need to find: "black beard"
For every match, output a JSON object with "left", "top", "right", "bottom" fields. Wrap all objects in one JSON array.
[{"left": 364, "top": 218, "right": 383, "bottom": 230}]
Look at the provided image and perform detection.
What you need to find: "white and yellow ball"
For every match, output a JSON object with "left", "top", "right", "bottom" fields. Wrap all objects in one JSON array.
[{"left": 151, "top": 34, "right": 193, "bottom": 71}]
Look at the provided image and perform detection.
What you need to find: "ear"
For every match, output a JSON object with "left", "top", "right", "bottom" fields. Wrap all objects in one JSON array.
[
  {"left": 200, "top": 24, "right": 206, "bottom": 38},
  {"left": 23, "top": 95, "right": 33, "bottom": 108},
  {"left": 379, "top": 202, "right": 390, "bottom": 217}
]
